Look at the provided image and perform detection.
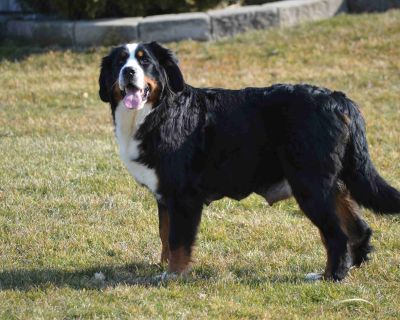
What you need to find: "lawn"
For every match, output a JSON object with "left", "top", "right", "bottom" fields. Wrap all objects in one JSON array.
[{"left": 0, "top": 10, "right": 399, "bottom": 319}]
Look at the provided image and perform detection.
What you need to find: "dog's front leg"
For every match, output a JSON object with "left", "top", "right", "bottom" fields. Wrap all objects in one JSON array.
[
  {"left": 166, "top": 198, "right": 203, "bottom": 275},
  {"left": 157, "top": 201, "right": 170, "bottom": 264}
]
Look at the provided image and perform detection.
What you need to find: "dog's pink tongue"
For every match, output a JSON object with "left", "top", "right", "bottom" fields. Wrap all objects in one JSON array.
[{"left": 123, "top": 88, "right": 142, "bottom": 109}]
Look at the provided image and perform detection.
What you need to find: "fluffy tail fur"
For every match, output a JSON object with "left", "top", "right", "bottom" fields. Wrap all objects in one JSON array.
[{"left": 338, "top": 94, "right": 400, "bottom": 214}]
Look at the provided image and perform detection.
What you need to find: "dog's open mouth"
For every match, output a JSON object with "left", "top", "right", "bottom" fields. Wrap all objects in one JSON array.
[{"left": 121, "top": 84, "right": 150, "bottom": 109}]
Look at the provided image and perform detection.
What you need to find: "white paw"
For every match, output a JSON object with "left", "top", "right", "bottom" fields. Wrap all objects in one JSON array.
[
  {"left": 153, "top": 271, "right": 180, "bottom": 283},
  {"left": 305, "top": 272, "right": 324, "bottom": 281}
]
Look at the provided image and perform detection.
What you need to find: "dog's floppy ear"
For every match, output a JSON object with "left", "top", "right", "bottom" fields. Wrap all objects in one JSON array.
[
  {"left": 99, "top": 54, "right": 112, "bottom": 102},
  {"left": 148, "top": 42, "right": 185, "bottom": 93}
]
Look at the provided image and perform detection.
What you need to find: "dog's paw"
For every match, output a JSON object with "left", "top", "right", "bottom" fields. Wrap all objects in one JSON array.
[
  {"left": 153, "top": 271, "right": 181, "bottom": 283},
  {"left": 305, "top": 272, "right": 324, "bottom": 282}
]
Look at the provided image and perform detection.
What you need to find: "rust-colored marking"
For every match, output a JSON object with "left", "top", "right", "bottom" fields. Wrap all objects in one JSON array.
[
  {"left": 159, "top": 209, "right": 170, "bottom": 264},
  {"left": 320, "top": 184, "right": 365, "bottom": 278},
  {"left": 168, "top": 247, "right": 192, "bottom": 274},
  {"left": 137, "top": 50, "right": 144, "bottom": 58},
  {"left": 144, "top": 76, "right": 161, "bottom": 105},
  {"left": 319, "top": 183, "right": 363, "bottom": 279},
  {"left": 340, "top": 113, "right": 351, "bottom": 125},
  {"left": 335, "top": 184, "right": 363, "bottom": 243}
]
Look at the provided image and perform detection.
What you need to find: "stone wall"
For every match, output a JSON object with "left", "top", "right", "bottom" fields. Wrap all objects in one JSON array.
[
  {"left": 2, "top": 0, "right": 348, "bottom": 46},
  {"left": 1, "top": 0, "right": 399, "bottom": 46}
]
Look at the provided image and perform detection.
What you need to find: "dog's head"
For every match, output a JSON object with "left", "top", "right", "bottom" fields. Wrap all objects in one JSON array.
[{"left": 99, "top": 42, "right": 185, "bottom": 110}]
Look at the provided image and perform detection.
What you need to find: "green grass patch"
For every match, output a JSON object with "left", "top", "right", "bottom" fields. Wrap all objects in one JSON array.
[{"left": 1, "top": 11, "right": 400, "bottom": 319}]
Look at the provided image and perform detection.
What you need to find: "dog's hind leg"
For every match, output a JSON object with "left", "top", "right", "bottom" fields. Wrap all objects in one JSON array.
[
  {"left": 298, "top": 191, "right": 351, "bottom": 280},
  {"left": 296, "top": 184, "right": 351, "bottom": 281},
  {"left": 280, "top": 158, "right": 352, "bottom": 281},
  {"left": 335, "top": 183, "right": 373, "bottom": 267}
]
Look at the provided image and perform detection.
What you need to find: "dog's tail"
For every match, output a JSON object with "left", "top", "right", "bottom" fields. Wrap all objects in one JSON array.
[{"left": 338, "top": 93, "right": 400, "bottom": 214}]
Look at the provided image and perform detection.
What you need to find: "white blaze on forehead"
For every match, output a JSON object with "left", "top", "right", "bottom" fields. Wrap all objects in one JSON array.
[
  {"left": 126, "top": 43, "right": 138, "bottom": 55},
  {"left": 118, "top": 42, "right": 145, "bottom": 90}
]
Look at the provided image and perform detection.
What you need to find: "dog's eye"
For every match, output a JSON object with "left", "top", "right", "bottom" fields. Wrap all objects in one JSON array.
[
  {"left": 140, "top": 57, "right": 150, "bottom": 65},
  {"left": 119, "top": 52, "right": 128, "bottom": 65}
]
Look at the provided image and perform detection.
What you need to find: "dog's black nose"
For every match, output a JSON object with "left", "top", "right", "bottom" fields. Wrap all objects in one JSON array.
[{"left": 123, "top": 67, "right": 135, "bottom": 79}]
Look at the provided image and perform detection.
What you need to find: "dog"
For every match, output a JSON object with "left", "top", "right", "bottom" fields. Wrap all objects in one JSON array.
[{"left": 98, "top": 41, "right": 400, "bottom": 281}]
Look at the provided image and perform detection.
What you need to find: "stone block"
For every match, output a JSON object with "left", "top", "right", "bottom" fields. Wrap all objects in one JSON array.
[
  {"left": 210, "top": 5, "right": 279, "bottom": 38},
  {"left": 325, "top": 0, "right": 348, "bottom": 16},
  {"left": 7, "top": 19, "right": 74, "bottom": 45},
  {"left": 139, "top": 12, "right": 210, "bottom": 42},
  {"left": 75, "top": 18, "right": 141, "bottom": 46},
  {"left": 264, "top": 0, "right": 333, "bottom": 27}
]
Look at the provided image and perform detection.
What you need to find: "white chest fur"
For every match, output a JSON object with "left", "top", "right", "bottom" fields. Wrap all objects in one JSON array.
[{"left": 114, "top": 102, "right": 159, "bottom": 196}]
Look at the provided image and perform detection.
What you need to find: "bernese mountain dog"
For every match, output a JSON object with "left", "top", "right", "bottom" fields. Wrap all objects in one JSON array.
[{"left": 99, "top": 41, "right": 400, "bottom": 281}]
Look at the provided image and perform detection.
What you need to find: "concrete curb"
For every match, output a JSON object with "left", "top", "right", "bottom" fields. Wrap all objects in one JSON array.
[
  {"left": 7, "top": 19, "right": 75, "bottom": 46},
  {"left": 2, "top": 0, "right": 349, "bottom": 46},
  {"left": 270, "top": 0, "right": 346, "bottom": 27},
  {"left": 209, "top": 5, "right": 279, "bottom": 38},
  {"left": 139, "top": 12, "right": 211, "bottom": 42},
  {"left": 75, "top": 17, "right": 142, "bottom": 46}
]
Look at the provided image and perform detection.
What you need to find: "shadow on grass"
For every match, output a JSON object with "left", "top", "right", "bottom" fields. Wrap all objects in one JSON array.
[
  {"left": 0, "top": 262, "right": 166, "bottom": 291},
  {"left": 0, "top": 262, "right": 311, "bottom": 291}
]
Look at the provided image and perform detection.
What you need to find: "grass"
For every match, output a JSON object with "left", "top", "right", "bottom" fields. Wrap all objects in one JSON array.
[{"left": 0, "top": 10, "right": 400, "bottom": 319}]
